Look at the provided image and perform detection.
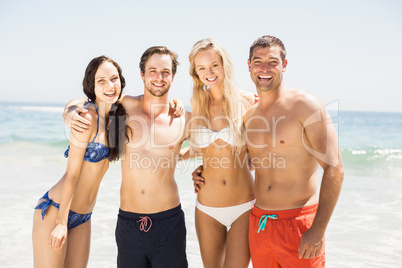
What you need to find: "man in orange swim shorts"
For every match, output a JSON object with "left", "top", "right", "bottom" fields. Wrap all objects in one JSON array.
[{"left": 243, "top": 35, "right": 344, "bottom": 267}]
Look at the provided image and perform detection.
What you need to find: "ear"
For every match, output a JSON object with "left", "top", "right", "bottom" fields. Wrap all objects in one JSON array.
[
  {"left": 140, "top": 72, "right": 145, "bottom": 82},
  {"left": 282, "top": 59, "right": 288, "bottom": 72},
  {"left": 247, "top": 59, "right": 251, "bottom": 72}
]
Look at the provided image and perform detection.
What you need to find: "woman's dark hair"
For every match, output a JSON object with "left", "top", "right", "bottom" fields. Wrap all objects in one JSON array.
[{"left": 82, "top": 55, "right": 132, "bottom": 162}]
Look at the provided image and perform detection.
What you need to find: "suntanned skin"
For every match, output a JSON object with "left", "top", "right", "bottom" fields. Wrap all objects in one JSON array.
[
  {"left": 33, "top": 61, "right": 121, "bottom": 268},
  {"left": 120, "top": 94, "right": 190, "bottom": 213},
  {"left": 119, "top": 53, "right": 191, "bottom": 213},
  {"left": 244, "top": 45, "right": 344, "bottom": 259}
]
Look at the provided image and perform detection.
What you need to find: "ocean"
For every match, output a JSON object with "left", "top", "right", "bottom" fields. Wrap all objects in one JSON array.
[{"left": 0, "top": 102, "right": 401, "bottom": 267}]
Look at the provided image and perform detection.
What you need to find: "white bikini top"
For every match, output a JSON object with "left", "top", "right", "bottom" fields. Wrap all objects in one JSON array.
[{"left": 192, "top": 126, "right": 244, "bottom": 149}]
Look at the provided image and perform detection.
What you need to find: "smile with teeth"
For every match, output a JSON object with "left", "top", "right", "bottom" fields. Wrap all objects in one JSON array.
[
  {"left": 258, "top": 75, "right": 272, "bottom": 82},
  {"left": 206, "top": 77, "right": 217, "bottom": 82},
  {"left": 104, "top": 92, "right": 116, "bottom": 97},
  {"left": 152, "top": 82, "right": 165, "bottom": 87}
]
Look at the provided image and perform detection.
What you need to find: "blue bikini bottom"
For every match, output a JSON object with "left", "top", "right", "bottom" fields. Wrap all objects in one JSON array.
[{"left": 35, "top": 191, "right": 92, "bottom": 229}]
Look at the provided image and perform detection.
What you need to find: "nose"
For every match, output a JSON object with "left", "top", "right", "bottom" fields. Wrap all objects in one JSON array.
[
  {"left": 109, "top": 81, "right": 114, "bottom": 88},
  {"left": 261, "top": 62, "right": 270, "bottom": 71},
  {"left": 207, "top": 67, "right": 214, "bottom": 76}
]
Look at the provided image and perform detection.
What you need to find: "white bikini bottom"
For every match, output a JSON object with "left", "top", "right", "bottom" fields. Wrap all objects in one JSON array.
[{"left": 196, "top": 199, "right": 256, "bottom": 228}]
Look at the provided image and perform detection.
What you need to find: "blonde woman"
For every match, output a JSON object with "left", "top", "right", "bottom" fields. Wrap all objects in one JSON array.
[{"left": 187, "top": 38, "right": 257, "bottom": 268}]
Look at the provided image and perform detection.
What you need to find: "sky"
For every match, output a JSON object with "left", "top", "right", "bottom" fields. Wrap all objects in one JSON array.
[{"left": 0, "top": 0, "right": 401, "bottom": 112}]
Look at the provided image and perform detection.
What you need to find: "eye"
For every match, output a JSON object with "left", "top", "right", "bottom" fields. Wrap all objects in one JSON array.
[
  {"left": 198, "top": 67, "right": 205, "bottom": 71},
  {"left": 97, "top": 79, "right": 105, "bottom": 83}
]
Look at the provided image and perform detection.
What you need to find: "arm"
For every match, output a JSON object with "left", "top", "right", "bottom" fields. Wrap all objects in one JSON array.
[
  {"left": 297, "top": 96, "right": 344, "bottom": 259},
  {"left": 63, "top": 98, "right": 91, "bottom": 133},
  {"left": 49, "top": 111, "right": 95, "bottom": 251}
]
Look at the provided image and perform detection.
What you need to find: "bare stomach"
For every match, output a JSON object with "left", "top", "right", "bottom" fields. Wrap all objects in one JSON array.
[
  {"left": 254, "top": 175, "right": 318, "bottom": 211},
  {"left": 197, "top": 168, "right": 254, "bottom": 207},
  {"left": 120, "top": 172, "right": 180, "bottom": 213}
]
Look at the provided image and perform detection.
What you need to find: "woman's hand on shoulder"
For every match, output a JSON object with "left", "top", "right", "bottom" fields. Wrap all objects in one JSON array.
[{"left": 240, "top": 91, "right": 259, "bottom": 106}]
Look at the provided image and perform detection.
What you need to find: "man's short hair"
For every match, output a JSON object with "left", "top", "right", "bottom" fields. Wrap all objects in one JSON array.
[
  {"left": 249, "top": 35, "right": 286, "bottom": 62},
  {"left": 139, "top": 46, "right": 179, "bottom": 76}
]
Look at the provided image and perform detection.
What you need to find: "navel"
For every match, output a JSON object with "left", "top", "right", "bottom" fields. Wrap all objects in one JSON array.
[
  {"left": 280, "top": 140, "right": 285, "bottom": 144},
  {"left": 141, "top": 189, "right": 145, "bottom": 194}
]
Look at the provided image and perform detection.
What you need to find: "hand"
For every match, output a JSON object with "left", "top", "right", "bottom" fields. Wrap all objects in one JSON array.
[
  {"left": 192, "top": 165, "right": 204, "bottom": 193},
  {"left": 253, "top": 93, "right": 260, "bottom": 104},
  {"left": 49, "top": 223, "right": 68, "bottom": 251},
  {"left": 71, "top": 108, "right": 91, "bottom": 133},
  {"left": 298, "top": 227, "right": 324, "bottom": 259},
  {"left": 169, "top": 99, "right": 185, "bottom": 117}
]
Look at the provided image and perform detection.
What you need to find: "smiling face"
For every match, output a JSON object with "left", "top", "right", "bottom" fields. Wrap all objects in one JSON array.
[
  {"left": 248, "top": 45, "right": 287, "bottom": 93},
  {"left": 194, "top": 49, "right": 224, "bottom": 90},
  {"left": 141, "top": 53, "right": 174, "bottom": 97},
  {"left": 94, "top": 61, "right": 121, "bottom": 104}
]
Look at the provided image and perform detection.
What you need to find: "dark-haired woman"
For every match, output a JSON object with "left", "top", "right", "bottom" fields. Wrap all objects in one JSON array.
[{"left": 32, "top": 56, "right": 129, "bottom": 268}]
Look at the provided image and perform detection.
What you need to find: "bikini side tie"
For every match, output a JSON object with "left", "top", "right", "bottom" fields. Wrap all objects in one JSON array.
[{"left": 257, "top": 214, "right": 278, "bottom": 233}]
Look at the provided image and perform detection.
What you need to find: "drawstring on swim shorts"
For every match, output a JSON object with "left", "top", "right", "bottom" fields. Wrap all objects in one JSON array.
[
  {"left": 258, "top": 214, "right": 278, "bottom": 233},
  {"left": 137, "top": 216, "right": 152, "bottom": 232}
]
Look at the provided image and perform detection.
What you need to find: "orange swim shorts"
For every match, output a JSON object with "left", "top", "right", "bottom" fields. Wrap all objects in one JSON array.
[{"left": 249, "top": 204, "right": 325, "bottom": 268}]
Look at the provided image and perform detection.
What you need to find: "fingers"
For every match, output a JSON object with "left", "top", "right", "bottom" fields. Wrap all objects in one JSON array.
[
  {"left": 192, "top": 165, "right": 204, "bottom": 193},
  {"left": 298, "top": 242, "right": 322, "bottom": 259},
  {"left": 192, "top": 165, "right": 203, "bottom": 175},
  {"left": 71, "top": 110, "right": 91, "bottom": 133},
  {"left": 49, "top": 233, "right": 64, "bottom": 251},
  {"left": 254, "top": 93, "right": 260, "bottom": 104},
  {"left": 169, "top": 99, "right": 185, "bottom": 117}
]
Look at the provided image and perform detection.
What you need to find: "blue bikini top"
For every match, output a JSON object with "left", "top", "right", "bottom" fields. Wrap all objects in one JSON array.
[{"left": 64, "top": 100, "right": 110, "bottom": 163}]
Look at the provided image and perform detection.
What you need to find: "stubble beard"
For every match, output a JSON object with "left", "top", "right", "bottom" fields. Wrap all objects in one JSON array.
[{"left": 145, "top": 83, "right": 170, "bottom": 97}]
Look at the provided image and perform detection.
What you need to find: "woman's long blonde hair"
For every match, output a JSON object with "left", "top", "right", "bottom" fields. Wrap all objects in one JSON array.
[{"left": 188, "top": 38, "right": 247, "bottom": 154}]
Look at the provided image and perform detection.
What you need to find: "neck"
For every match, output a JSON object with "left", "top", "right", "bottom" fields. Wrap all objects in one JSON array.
[
  {"left": 142, "top": 91, "right": 170, "bottom": 117},
  {"left": 257, "top": 83, "right": 285, "bottom": 109},
  {"left": 94, "top": 100, "right": 112, "bottom": 117},
  {"left": 209, "top": 86, "right": 223, "bottom": 103}
]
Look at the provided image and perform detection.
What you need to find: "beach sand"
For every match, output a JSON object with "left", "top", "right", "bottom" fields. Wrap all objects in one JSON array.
[{"left": 1, "top": 143, "right": 402, "bottom": 267}]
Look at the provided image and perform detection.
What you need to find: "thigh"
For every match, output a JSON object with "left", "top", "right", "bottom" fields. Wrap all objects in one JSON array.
[
  {"left": 63, "top": 219, "right": 91, "bottom": 268},
  {"left": 151, "top": 211, "right": 188, "bottom": 268},
  {"left": 32, "top": 204, "right": 67, "bottom": 268},
  {"left": 224, "top": 209, "right": 251, "bottom": 268},
  {"left": 115, "top": 215, "right": 148, "bottom": 268},
  {"left": 195, "top": 207, "right": 227, "bottom": 268},
  {"left": 275, "top": 215, "right": 325, "bottom": 268}
]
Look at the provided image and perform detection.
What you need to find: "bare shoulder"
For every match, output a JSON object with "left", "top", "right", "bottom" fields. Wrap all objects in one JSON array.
[
  {"left": 243, "top": 103, "right": 258, "bottom": 122},
  {"left": 121, "top": 94, "right": 142, "bottom": 107},
  {"left": 240, "top": 91, "right": 256, "bottom": 106},
  {"left": 184, "top": 111, "right": 192, "bottom": 122},
  {"left": 286, "top": 88, "right": 324, "bottom": 120}
]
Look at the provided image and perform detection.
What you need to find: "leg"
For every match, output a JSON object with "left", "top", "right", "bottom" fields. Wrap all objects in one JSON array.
[
  {"left": 195, "top": 207, "right": 227, "bottom": 268},
  {"left": 150, "top": 208, "right": 188, "bottom": 268},
  {"left": 63, "top": 219, "right": 91, "bottom": 268},
  {"left": 115, "top": 212, "right": 149, "bottom": 268},
  {"left": 32, "top": 203, "right": 67, "bottom": 268},
  {"left": 224, "top": 209, "right": 251, "bottom": 268}
]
